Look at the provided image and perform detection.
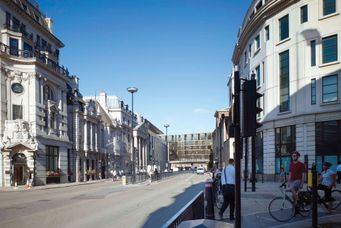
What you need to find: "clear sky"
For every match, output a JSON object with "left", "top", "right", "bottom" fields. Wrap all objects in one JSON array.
[{"left": 38, "top": 0, "right": 250, "bottom": 135}]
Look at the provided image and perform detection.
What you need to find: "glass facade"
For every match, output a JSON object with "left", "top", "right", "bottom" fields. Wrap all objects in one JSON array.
[
  {"left": 322, "top": 35, "right": 338, "bottom": 64},
  {"left": 279, "top": 15, "right": 289, "bottom": 41},
  {"left": 279, "top": 50, "right": 290, "bottom": 112},
  {"left": 322, "top": 75, "right": 338, "bottom": 103},
  {"left": 275, "top": 126, "right": 296, "bottom": 173},
  {"left": 323, "top": 0, "right": 336, "bottom": 16},
  {"left": 256, "top": 132, "right": 263, "bottom": 174},
  {"left": 316, "top": 120, "right": 341, "bottom": 172}
]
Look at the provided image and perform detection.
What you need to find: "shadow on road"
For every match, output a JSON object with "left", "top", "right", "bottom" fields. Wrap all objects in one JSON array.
[{"left": 141, "top": 181, "right": 205, "bottom": 228}]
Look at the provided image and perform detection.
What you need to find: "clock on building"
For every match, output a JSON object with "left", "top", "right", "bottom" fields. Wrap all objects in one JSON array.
[{"left": 11, "top": 83, "right": 24, "bottom": 94}]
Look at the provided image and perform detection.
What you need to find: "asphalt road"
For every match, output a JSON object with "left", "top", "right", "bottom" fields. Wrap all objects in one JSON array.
[{"left": 0, "top": 173, "right": 206, "bottom": 228}]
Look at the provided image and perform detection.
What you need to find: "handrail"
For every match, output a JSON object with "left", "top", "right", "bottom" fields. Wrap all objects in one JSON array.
[{"left": 161, "top": 190, "right": 204, "bottom": 228}]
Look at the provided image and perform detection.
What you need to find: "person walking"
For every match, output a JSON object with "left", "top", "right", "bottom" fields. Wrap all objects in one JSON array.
[
  {"left": 279, "top": 165, "right": 286, "bottom": 182},
  {"left": 219, "top": 158, "right": 235, "bottom": 221},
  {"left": 288, "top": 151, "right": 306, "bottom": 213},
  {"left": 337, "top": 162, "right": 341, "bottom": 184}
]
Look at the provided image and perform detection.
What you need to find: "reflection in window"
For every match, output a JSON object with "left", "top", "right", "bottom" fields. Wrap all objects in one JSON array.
[
  {"left": 323, "top": 0, "right": 336, "bottom": 16},
  {"left": 275, "top": 125, "right": 296, "bottom": 173},
  {"left": 279, "top": 15, "right": 289, "bottom": 41},
  {"left": 322, "top": 35, "right": 338, "bottom": 64},
  {"left": 322, "top": 75, "right": 338, "bottom": 103}
]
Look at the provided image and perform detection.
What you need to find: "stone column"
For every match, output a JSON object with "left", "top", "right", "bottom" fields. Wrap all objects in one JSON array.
[
  {"left": 83, "top": 158, "right": 87, "bottom": 181},
  {"left": 90, "top": 123, "right": 93, "bottom": 151},
  {"left": 76, "top": 153, "right": 80, "bottom": 182},
  {"left": 84, "top": 121, "right": 88, "bottom": 152},
  {"left": 3, "top": 152, "right": 11, "bottom": 187},
  {"left": 75, "top": 111, "right": 79, "bottom": 150},
  {"left": 95, "top": 124, "right": 98, "bottom": 152}
]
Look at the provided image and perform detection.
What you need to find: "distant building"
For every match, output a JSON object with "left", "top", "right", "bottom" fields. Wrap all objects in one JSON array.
[{"left": 162, "top": 132, "right": 213, "bottom": 170}]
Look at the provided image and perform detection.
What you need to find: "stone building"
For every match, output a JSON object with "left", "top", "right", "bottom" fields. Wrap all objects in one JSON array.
[
  {"left": 230, "top": 0, "right": 341, "bottom": 179},
  {"left": 0, "top": 0, "right": 72, "bottom": 186}
]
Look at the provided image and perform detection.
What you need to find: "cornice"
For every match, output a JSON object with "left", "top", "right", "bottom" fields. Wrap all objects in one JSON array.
[
  {"left": 3, "top": 0, "right": 64, "bottom": 48},
  {"left": 232, "top": 0, "right": 300, "bottom": 64}
]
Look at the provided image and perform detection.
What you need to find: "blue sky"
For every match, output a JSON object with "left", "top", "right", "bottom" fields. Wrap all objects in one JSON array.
[{"left": 38, "top": 0, "right": 250, "bottom": 135}]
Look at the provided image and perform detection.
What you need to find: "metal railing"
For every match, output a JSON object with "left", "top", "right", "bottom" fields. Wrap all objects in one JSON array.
[
  {"left": 161, "top": 191, "right": 204, "bottom": 228},
  {"left": 0, "top": 42, "right": 69, "bottom": 77}
]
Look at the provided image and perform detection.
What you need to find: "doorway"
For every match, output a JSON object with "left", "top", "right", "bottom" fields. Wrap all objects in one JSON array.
[{"left": 12, "top": 153, "right": 27, "bottom": 186}]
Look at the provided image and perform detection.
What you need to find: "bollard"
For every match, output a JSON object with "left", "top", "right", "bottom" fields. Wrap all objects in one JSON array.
[
  {"left": 122, "top": 175, "right": 127, "bottom": 185},
  {"left": 312, "top": 163, "right": 318, "bottom": 228},
  {"left": 204, "top": 178, "right": 215, "bottom": 219}
]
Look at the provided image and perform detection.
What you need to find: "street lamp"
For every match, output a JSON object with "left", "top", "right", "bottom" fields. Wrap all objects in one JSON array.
[
  {"left": 164, "top": 124, "right": 169, "bottom": 171},
  {"left": 127, "top": 86, "right": 138, "bottom": 184}
]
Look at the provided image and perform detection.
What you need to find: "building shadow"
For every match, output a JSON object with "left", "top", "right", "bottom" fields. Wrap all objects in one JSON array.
[{"left": 141, "top": 181, "right": 205, "bottom": 228}]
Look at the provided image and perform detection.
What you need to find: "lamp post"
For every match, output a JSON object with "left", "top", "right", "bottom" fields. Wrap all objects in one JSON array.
[
  {"left": 164, "top": 124, "right": 170, "bottom": 170},
  {"left": 127, "top": 87, "right": 138, "bottom": 184}
]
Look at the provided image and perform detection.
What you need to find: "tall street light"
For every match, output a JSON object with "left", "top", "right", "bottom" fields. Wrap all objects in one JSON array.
[
  {"left": 164, "top": 124, "right": 169, "bottom": 171},
  {"left": 127, "top": 86, "right": 138, "bottom": 184}
]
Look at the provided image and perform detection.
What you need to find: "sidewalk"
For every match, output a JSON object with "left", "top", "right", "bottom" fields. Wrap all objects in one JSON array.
[
  {"left": 216, "top": 181, "right": 341, "bottom": 227},
  {"left": 0, "top": 179, "right": 110, "bottom": 192}
]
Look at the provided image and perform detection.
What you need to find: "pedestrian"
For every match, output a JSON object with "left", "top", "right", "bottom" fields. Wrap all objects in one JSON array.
[
  {"left": 279, "top": 165, "right": 285, "bottom": 182},
  {"left": 154, "top": 168, "right": 159, "bottom": 181},
  {"left": 318, "top": 162, "right": 336, "bottom": 212},
  {"left": 337, "top": 162, "right": 341, "bottom": 184},
  {"left": 113, "top": 170, "right": 117, "bottom": 181},
  {"left": 288, "top": 151, "right": 306, "bottom": 214},
  {"left": 219, "top": 158, "right": 235, "bottom": 221}
]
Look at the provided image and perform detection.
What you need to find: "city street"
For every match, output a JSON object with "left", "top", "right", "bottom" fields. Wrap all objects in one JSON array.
[{"left": 0, "top": 173, "right": 206, "bottom": 228}]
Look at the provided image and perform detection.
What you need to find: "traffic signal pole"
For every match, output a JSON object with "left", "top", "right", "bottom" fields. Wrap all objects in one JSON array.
[
  {"left": 233, "top": 70, "right": 242, "bottom": 228},
  {"left": 251, "top": 136, "right": 256, "bottom": 192}
]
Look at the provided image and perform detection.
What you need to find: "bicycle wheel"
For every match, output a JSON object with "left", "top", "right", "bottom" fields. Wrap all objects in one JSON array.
[
  {"left": 215, "top": 188, "right": 224, "bottom": 209},
  {"left": 268, "top": 196, "right": 295, "bottom": 222},
  {"left": 329, "top": 189, "right": 341, "bottom": 210}
]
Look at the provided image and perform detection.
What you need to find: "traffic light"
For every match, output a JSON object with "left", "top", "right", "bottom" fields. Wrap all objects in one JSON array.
[{"left": 242, "top": 74, "right": 263, "bottom": 137}]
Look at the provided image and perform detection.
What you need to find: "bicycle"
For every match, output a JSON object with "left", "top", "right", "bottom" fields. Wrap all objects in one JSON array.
[{"left": 268, "top": 182, "right": 341, "bottom": 222}]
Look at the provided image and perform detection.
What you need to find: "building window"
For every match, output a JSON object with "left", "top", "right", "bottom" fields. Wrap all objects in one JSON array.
[
  {"left": 265, "top": 25, "right": 270, "bottom": 41},
  {"left": 322, "top": 74, "right": 338, "bottom": 103},
  {"left": 249, "top": 44, "right": 252, "bottom": 58},
  {"left": 244, "top": 51, "right": 247, "bottom": 66},
  {"left": 13, "top": 105, "right": 23, "bottom": 120},
  {"left": 311, "top": 79, "right": 316, "bottom": 105},
  {"left": 323, "top": 0, "right": 336, "bottom": 16},
  {"left": 9, "top": 38, "right": 18, "bottom": 56},
  {"left": 311, "top": 40, "right": 316, "bottom": 66},
  {"left": 256, "top": 65, "right": 261, "bottom": 86},
  {"left": 255, "top": 131, "right": 263, "bottom": 174},
  {"left": 50, "top": 112, "right": 55, "bottom": 129},
  {"left": 23, "top": 42, "right": 33, "bottom": 58},
  {"left": 279, "top": 50, "right": 290, "bottom": 112},
  {"left": 279, "top": 15, "right": 289, "bottom": 41},
  {"left": 316, "top": 121, "right": 341, "bottom": 172},
  {"left": 275, "top": 125, "right": 296, "bottom": 173},
  {"left": 322, "top": 35, "right": 338, "bottom": 64},
  {"left": 255, "top": 34, "right": 260, "bottom": 50},
  {"left": 46, "top": 146, "right": 59, "bottom": 172},
  {"left": 262, "top": 61, "right": 265, "bottom": 84},
  {"left": 301, "top": 5, "right": 308, "bottom": 23},
  {"left": 6, "top": 12, "right": 11, "bottom": 27}
]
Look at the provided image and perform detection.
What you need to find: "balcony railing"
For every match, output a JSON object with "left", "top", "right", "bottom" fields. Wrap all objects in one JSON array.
[{"left": 0, "top": 42, "right": 69, "bottom": 77}]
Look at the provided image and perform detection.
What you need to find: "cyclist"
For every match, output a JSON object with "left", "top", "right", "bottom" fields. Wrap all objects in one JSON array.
[
  {"left": 288, "top": 151, "right": 306, "bottom": 213},
  {"left": 318, "top": 162, "right": 336, "bottom": 212}
]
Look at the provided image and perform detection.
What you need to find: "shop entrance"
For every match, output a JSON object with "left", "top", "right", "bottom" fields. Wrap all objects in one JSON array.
[{"left": 12, "top": 153, "right": 27, "bottom": 186}]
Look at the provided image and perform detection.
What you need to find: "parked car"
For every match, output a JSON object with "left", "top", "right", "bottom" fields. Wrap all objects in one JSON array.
[{"left": 196, "top": 167, "right": 205, "bottom": 175}]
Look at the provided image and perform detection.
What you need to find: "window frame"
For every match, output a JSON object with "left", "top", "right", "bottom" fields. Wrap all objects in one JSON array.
[
  {"left": 323, "top": 0, "right": 336, "bottom": 16},
  {"left": 279, "top": 50, "right": 290, "bottom": 112},
  {"left": 322, "top": 34, "right": 338, "bottom": 64},
  {"left": 279, "top": 15, "right": 289, "bottom": 41},
  {"left": 301, "top": 5, "right": 308, "bottom": 23},
  {"left": 322, "top": 74, "right": 338, "bottom": 103},
  {"left": 311, "top": 79, "right": 316, "bottom": 105},
  {"left": 310, "top": 40, "right": 316, "bottom": 66}
]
